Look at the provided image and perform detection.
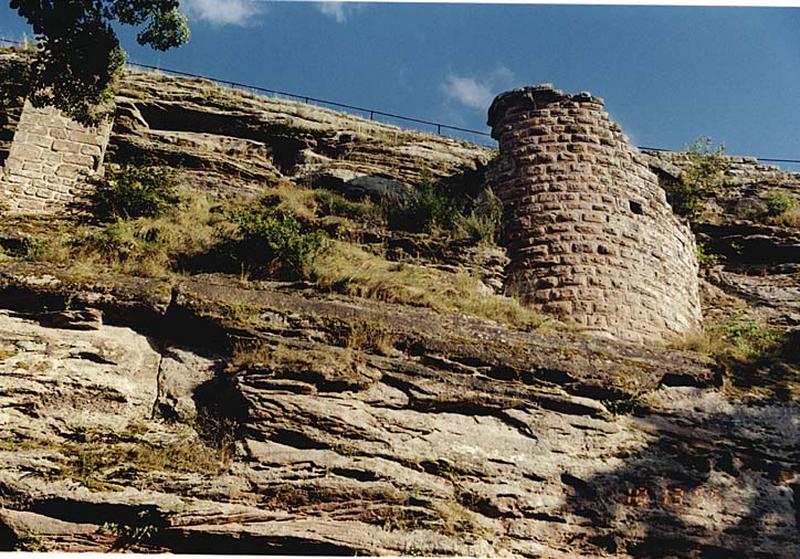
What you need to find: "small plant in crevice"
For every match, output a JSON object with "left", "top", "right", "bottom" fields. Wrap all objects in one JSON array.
[
  {"left": 602, "top": 393, "right": 649, "bottom": 416},
  {"left": 100, "top": 510, "right": 162, "bottom": 551},
  {"left": 696, "top": 243, "right": 724, "bottom": 268},
  {"left": 661, "top": 137, "right": 730, "bottom": 221},
  {"left": 192, "top": 374, "right": 248, "bottom": 464},
  {"left": 765, "top": 190, "right": 796, "bottom": 218},
  {"left": 193, "top": 408, "right": 241, "bottom": 465},
  {"left": 91, "top": 164, "right": 180, "bottom": 221},
  {"left": 13, "top": 531, "right": 48, "bottom": 552}
]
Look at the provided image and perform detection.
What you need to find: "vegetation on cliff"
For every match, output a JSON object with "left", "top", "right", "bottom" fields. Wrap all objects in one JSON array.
[
  {"left": 662, "top": 137, "right": 731, "bottom": 221},
  {"left": 0, "top": 161, "right": 541, "bottom": 331},
  {"left": 0, "top": 66, "right": 797, "bottom": 556}
]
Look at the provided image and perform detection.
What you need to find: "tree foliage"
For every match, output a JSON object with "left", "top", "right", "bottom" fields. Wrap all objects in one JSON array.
[{"left": 6, "top": 1, "right": 189, "bottom": 125}]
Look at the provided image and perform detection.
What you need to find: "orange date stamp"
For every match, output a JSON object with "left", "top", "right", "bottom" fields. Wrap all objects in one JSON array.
[{"left": 624, "top": 485, "right": 724, "bottom": 507}]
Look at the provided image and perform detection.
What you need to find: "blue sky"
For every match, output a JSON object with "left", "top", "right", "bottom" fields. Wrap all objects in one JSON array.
[{"left": 2, "top": 2, "right": 800, "bottom": 166}]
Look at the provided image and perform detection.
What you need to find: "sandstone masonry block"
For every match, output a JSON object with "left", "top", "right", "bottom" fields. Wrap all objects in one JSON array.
[
  {"left": 1, "top": 100, "right": 111, "bottom": 214},
  {"left": 488, "top": 84, "right": 702, "bottom": 343}
]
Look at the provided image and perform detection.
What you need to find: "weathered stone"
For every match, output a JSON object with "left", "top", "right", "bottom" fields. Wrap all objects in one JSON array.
[
  {"left": 35, "top": 308, "right": 103, "bottom": 331},
  {"left": 0, "top": 100, "right": 111, "bottom": 215},
  {"left": 488, "top": 85, "right": 702, "bottom": 343},
  {"left": 0, "top": 263, "right": 795, "bottom": 556}
]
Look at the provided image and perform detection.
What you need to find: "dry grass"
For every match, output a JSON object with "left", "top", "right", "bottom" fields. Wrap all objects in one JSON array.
[
  {"left": 58, "top": 437, "right": 225, "bottom": 491},
  {"left": 231, "top": 340, "right": 362, "bottom": 373},
  {"left": 670, "top": 316, "right": 798, "bottom": 399},
  {"left": 3, "top": 427, "right": 229, "bottom": 492},
  {"left": 671, "top": 328, "right": 732, "bottom": 359},
  {"left": 670, "top": 316, "right": 783, "bottom": 364},
  {"left": 78, "top": 191, "right": 223, "bottom": 277},
  {"left": 229, "top": 340, "right": 373, "bottom": 391},
  {"left": 4, "top": 190, "right": 223, "bottom": 279},
  {"left": 433, "top": 500, "right": 495, "bottom": 540},
  {"left": 771, "top": 206, "right": 800, "bottom": 228},
  {"left": 228, "top": 340, "right": 276, "bottom": 370},
  {"left": 344, "top": 319, "right": 397, "bottom": 356},
  {"left": 312, "top": 241, "right": 547, "bottom": 331},
  {"left": 258, "top": 180, "right": 318, "bottom": 220}
]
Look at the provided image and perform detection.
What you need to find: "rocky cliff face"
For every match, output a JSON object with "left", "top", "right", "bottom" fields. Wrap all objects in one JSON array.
[
  {"left": 0, "top": 69, "right": 797, "bottom": 557},
  {"left": 0, "top": 262, "right": 795, "bottom": 557},
  {"left": 110, "top": 71, "right": 492, "bottom": 199},
  {"left": 644, "top": 150, "right": 800, "bottom": 329}
]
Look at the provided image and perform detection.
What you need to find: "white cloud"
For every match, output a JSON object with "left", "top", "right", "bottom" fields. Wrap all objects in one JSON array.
[
  {"left": 443, "top": 76, "right": 494, "bottom": 111},
  {"left": 317, "top": 2, "right": 362, "bottom": 24},
  {"left": 490, "top": 65, "right": 515, "bottom": 84},
  {"left": 442, "top": 66, "right": 516, "bottom": 111},
  {"left": 183, "top": 0, "right": 261, "bottom": 27}
]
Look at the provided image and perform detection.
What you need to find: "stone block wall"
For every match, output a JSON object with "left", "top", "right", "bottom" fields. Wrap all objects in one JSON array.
[
  {"left": 0, "top": 101, "right": 112, "bottom": 213},
  {"left": 488, "top": 85, "right": 702, "bottom": 343}
]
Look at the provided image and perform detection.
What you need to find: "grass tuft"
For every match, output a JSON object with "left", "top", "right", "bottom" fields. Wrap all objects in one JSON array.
[{"left": 312, "top": 241, "right": 546, "bottom": 330}]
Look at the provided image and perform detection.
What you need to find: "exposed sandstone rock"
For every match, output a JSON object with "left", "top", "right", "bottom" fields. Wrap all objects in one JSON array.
[
  {"left": 643, "top": 149, "right": 800, "bottom": 331},
  {"left": 0, "top": 263, "right": 796, "bottom": 556},
  {"left": 0, "top": 56, "right": 797, "bottom": 557},
  {"left": 108, "top": 71, "right": 492, "bottom": 199}
]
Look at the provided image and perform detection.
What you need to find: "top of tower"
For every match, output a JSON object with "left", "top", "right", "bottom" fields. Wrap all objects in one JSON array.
[{"left": 487, "top": 84, "right": 604, "bottom": 129}]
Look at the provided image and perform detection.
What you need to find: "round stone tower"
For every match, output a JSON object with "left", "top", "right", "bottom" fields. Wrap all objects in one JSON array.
[{"left": 487, "top": 84, "right": 702, "bottom": 343}]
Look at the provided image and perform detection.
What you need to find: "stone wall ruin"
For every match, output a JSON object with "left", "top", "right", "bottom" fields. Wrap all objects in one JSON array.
[
  {"left": 0, "top": 101, "right": 112, "bottom": 214},
  {"left": 488, "top": 84, "right": 702, "bottom": 343},
  {"left": 0, "top": 63, "right": 705, "bottom": 343}
]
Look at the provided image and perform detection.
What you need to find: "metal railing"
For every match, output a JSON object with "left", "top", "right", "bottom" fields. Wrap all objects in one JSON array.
[
  {"left": 126, "top": 60, "right": 496, "bottom": 146},
  {"left": 2, "top": 37, "right": 800, "bottom": 168}
]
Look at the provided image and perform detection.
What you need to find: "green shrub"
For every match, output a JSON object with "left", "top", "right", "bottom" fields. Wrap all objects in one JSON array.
[
  {"left": 314, "top": 190, "right": 381, "bottom": 221},
  {"left": 224, "top": 206, "right": 328, "bottom": 280},
  {"left": 662, "top": 137, "right": 730, "bottom": 220},
  {"left": 21, "top": 237, "right": 48, "bottom": 261},
  {"left": 714, "top": 319, "right": 784, "bottom": 363},
  {"left": 677, "top": 316, "right": 785, "bottom": 366},
  {"left": 734, "top": 198, "right": 769, "bottom": 222},
  {"left": 696, "top": 243, "right": 723, "bottom": 268},
  {"left": 765, "top": 190, "right": 796, "bottom": 218},
  {"left": 72, "top": 195, "right": 223, "bottom": 277},
  {"left": 382, "top": 178, "right": 502, "bottom": 240},
  {"left": 82, "top": 219, "right": 141, "bottom": 262},
  {"left": 19, "top": 234, "right": 71, "bottom": 263},
  {"left": 383, "top": 178, "right": 463, "bottom": 233},
  {"left": 92, "top": 165, "right": 180, "bottom": 220},
  {"left": 455, "top": 188, "right": 503, "bottom": 243}
]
